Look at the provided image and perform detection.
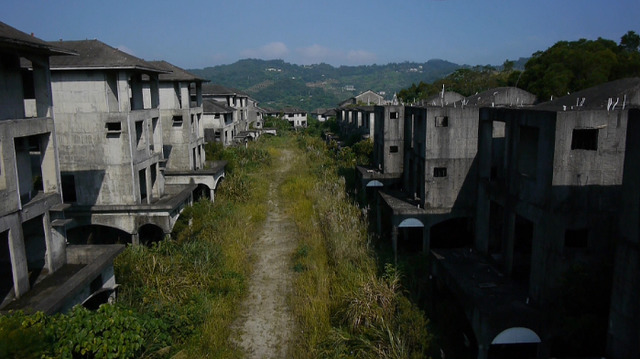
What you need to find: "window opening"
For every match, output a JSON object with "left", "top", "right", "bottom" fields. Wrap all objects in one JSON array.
[
  {"left": 571, "top": 128, "right": 598, "bottom": 151},
  {"left": 434, "top": 167, "right": 448, "bottom": 177}
]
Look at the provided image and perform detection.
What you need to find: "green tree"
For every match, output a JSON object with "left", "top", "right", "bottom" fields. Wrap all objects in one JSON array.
[{"left": 620, "top": 30, "right": 640, "bottom": 52}]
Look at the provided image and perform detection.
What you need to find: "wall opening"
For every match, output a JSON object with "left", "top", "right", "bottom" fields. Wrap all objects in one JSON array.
[
  {"left": 517, "top": 126, "right": 539, "bottom": 178},
  {"left": 433, "top": 167, "right": 448, "bottom": 178},
  {"left": 23, "top": 215, "right": 47, "bottom": 286},
  {"left": 172, "top": 116, "right": 183, "bottom": 127},
  {"left": 435, "top": 115, "right": 449, "bottom": 127},
  {"left": 513, "top": 215, "right": 534, "bottom": 286},
  {"left": 139, "top": 168, "right": 147, "bottom": 203},
  {"left": 564, "top": 228, "right": 588, "bottom": 249},
  {"left": 15, "top": 135, "right": 44, "bottom": 205},
  {"left": 0, "top": 231, "right": 13, "bottom": 305},
  {"left": 106, "top": 72, "right": 119, "bottom": 112},
  {"left": 67, "top": 225, "right": 131, "bottom": 245},
  {"left": 61, "top": 174, "right": 77, "bottom": 203},
  {"left": 139, "top": 224, "right": 165, "bottom": 246},
  {"left": 430, "top": 217, "right": 474, "bottom": 249},
  {"left": 571, "top": 128, "right": 598, "bottom": 151}
]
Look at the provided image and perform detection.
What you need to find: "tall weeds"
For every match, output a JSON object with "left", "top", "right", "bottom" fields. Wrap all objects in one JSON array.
[{"left": 286, "top": 134, "right": 432, "bottom": 358}]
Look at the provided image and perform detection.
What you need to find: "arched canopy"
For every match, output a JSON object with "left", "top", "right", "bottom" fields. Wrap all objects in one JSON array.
[
  {"left": 398, "top": 218, "right": 424, "bottom": 228},
  {"left": 366, "top": 180, "right": 383, "bottom": 187},
  {"left": 491, "top": 327, "right": 541, "bottom": 345}
]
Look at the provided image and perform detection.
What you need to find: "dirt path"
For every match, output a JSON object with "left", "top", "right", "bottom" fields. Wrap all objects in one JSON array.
[{"left": 231, "top": 149, "right": 296, "bottom": 358}]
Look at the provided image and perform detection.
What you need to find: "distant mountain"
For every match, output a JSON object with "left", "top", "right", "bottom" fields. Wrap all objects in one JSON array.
[{"left": 189, "top": 59, "right": 464, "bottom": 111}]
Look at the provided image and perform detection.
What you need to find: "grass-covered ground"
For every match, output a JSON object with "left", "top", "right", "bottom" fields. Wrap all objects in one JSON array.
[{"left": 1, "top": 130, "right": 433, "bottom": 358}]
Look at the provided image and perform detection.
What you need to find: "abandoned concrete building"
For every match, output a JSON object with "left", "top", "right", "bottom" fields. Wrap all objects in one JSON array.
[
  {"left": 149, "top": 60, "right": 226, "bottom": 202},
  {"left": 202, "top": 97, "right": 236, "bottom": 146},
  {"left": 0, "top": 22, "right": 123, "bottom": 314},
  {"left": 46, "top": 40, "right": 201, "bottom": 245},
  {"left": 281, "top": 107, "right": 308, "bottom": 128},
  {"left": 338, "top": 89, "right": 385, "bottom": 107},
  {"left": 200, "top": 83, "right": 257, "bottom": 145}
]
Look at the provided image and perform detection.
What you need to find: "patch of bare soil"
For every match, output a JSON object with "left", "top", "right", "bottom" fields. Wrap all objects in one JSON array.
[{"left": 231, "top": 150, "right": 296, "bottom": 358}]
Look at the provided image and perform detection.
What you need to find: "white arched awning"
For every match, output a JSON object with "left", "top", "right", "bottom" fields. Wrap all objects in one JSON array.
[
  {"left": 398, "top": 218, "right": 424, "bottom": 228},
  {"left": 491, "top": 327, "right": 541, "bottom": 345},
  {"left": 366, "top": 180, "right": 383, "bottom": 187}
]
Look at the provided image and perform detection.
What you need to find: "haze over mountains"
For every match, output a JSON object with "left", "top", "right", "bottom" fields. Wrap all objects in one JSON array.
[{"left": 189, "top": 58, "right": 528, "bottom": 111}]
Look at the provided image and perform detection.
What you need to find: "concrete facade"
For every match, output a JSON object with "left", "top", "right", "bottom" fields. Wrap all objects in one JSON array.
[
  {"left": 282, "top": 107, "right": 308, "bottom": 128},
  {"left": 48, "top": 40, "right": 195, "bottom": 245},
  {"left": 0, "top": 22, "right": 123, "bottom": 313}
]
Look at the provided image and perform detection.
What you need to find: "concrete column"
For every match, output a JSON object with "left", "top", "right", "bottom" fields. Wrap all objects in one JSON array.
[
  {"left": 477, "top": 344, "right": 488, "bottom": 359},
  {"left": 8, "top": 224, "right": 30, "bottom": 298},
  {"left": 31, "top": 55, "right": 53, "bottom": 118},
  {"left": 131, "top": 232, "right": 140, "bottom": 245},
  {"left": 210, "top": 187, "right": 215, "bottom": 203},
  {"left": 392, "top": 225, "right": 398, "bottom": 264},
  {"left": 475, "top": 186, "right": 490, "bottom": 253},
  {"left": 376, "top": 193, "right": 381, "bottom": 235}
]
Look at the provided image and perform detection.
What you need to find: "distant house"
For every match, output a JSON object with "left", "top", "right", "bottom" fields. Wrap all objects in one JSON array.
[
  {"left": 0, "top": 22, "right": 123, "bottom": 314},
  {"left": 312, "top": 108, "right": 336, "bottom": 122},
  {"left": 282, "top": 107, "right": 308, "bottom": 128},
  {"left": 338, "top": 90, "right": 385, "bottom": 107}
]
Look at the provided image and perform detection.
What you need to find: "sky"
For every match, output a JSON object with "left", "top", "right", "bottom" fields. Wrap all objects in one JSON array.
[{"left": 3, "top": 0, "right": 640, "bottom": 70}]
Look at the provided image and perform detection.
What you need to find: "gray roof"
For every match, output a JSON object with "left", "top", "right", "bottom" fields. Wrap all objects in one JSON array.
[
  {"left": 149, "top": 60, "right": 205, "bottom": 82},
  {"left": 536, "top": 77, "right": 640, "bottom": 111},
  {"left": 282, "top": 107, "right": 307, "bottom": 114},
  {"left": 203, "top": 98, "right": 234, "bottom": 113},
  {"left": 0, "top": 21, "right": 76, "bottom": 55},
  {"left": 48, "top": 40, "right": 164, "bottom": 73}
]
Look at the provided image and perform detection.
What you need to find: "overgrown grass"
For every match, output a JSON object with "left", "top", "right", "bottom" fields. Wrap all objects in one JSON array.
[{"left": 285, "top": 134, "right": 432, "bottom": 358}]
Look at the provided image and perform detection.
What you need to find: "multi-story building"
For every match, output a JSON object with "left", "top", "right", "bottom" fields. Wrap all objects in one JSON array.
[
  {"left": 150, "top": 60, "right": 226, "bottom": 201},
  {"left": 0, "top": 22, "right": 123, "bottom": 313},
  {"left": 48, "top": 40, "right": 196, "bottom": 245},
  {"left": 282, "top": 107, "right": 308, "bottom": 128}
]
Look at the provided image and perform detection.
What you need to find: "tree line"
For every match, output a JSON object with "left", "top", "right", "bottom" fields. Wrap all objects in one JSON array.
[{"left": 398, "top": 31, "right": 640, "bottom": 103}]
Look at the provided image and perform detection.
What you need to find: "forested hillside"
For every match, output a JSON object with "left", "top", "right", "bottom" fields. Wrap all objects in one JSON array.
[
  {"left": 398, "top": 31, "right": 640, "bottom": 103},
  {"left": 189, "top": 59, "right": 463, "bottom": 111}
]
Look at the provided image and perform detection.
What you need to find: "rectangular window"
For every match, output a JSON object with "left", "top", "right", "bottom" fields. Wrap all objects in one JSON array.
[
  {"left": 172, "top": 116, "right": 183, "bottom": 127},
  {"left": 390, "top": 112, "right": 399, "bottom": 119},
  {"left": 214, "top": 114, "right": 220, "bottom": 119},
  {"left": 106, "top": 121, "right": 122, "bottom": 134},
  {"left": 61, "top": 174, "right": 77, "bottom": 202},
  {"left": 518, "top": 126, "right": 539, "bottom": 177},
  {"left": 435, "top": 116, "right": 449, "bottom": 127},
  {"left": 571, "top": 128, "right": 598, "bottom": 151},
  {"left": 434, "top": 167, "right": 447, "bottom": 177},
  {"left": 135, "top": 121, "right": 144, "bottom": 148},
  {"left": 390, "top": 145, "right": 399, "bottom": 153}
]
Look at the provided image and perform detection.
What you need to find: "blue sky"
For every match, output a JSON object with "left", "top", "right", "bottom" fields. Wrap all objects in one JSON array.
[{"left": 4, "top": 0, "right": 639, "bottom": 70}]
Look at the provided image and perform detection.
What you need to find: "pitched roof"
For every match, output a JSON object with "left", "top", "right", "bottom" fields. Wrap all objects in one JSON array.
[
  {"left": 536, "top": 77, "right": 640, "bottom": 111},
  {"left": 149, "top": 60, "right": 205, "bottom": 82},
  {"left": 47, "top": 39, "right": 165, "bottom": 73},
  {"left": 203, "top": 98, "right": 234, "bottom": 113},
  {"left": 420, "top": 91, "right": 465, "bottom": 107},
  {"left": 282, "top": 107, "right": 307, "bottom": 114},
  {"left": 0, "top": 21, "right": 76, "bottom": 55}
]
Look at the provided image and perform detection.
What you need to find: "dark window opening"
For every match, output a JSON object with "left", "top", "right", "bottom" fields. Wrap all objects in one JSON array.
[
  {"left": 571, "top": 128, "right": 598, "bottom": 151},
  {"left": 61, "top": 174, "right": 77, "bottom": 202},
  {"left": 21, "top": 68, "right": 35, "bottom": 99},
  {"left": 565, "top": 228, "right": 588, "bottom": 248},
  {"left": 135, "top": 121, "right": 144, "bottom": 148},
  {"left": 435, "top": 116, "right": 449, "bottom": 127},
  {"left": 390, "top": 112, "right": 399, "bottom": 119},
  {"left": 139, "top": 169, "right": 147, "bottom": 203},
  {"left": 434, "top": 167, "right": 447, "bottom": 177},
  {"left": 390, "top": 146, "right": 399, "bottom": 153},
  {"left": 106, "top": 121, "right": 122, "bottom": 135},
  {"left": 172, "top": 116, "right": 183, "bottom": 127},
  {"left": 518, "top": 126, "right": 539, "bottom": 177}
]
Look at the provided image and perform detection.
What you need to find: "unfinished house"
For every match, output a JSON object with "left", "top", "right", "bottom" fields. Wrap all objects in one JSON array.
[
  {"left": 461, "top": 79, "right": 638, "bottom": 357},
  {"left": 282, "top": 107, "right": 308, "bottom": 128},
  {"left": 0, "top": 22, "right": 123, "bottom": 313},
  {"left": 374, "top": 88, "right": 536, "bottom": 259},
  {"left": 609, "top": 82, "right": 640, "bottom": 358},
  {"left": 48, "top": 40, "right": 195, "bottom": 246},
  {"left": 337, "top": 89, "right": 385, "bottom": 107},
  {"left": 150, "top": 61, "right": 225, "bottom": 202},
  {"left": 356, "top": 104, "right": 405, "bottom": 200},
  {"left": 202, "top": 98, "right": 235, "bottom": 146},
  {"left": 200, "top": 83, "right": 255, "bottom": 144}
]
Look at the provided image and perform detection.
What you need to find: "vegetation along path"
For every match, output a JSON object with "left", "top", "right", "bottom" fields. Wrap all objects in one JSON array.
[{"left": 230, "top": 149, "right": 296, "bottom": 358}]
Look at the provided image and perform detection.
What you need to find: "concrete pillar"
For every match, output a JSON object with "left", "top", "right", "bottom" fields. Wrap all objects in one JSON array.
[
  {"left": 131, "top": 232, "right": 140, "bottom": 245},
  {"left": 475, "top": 187, "right": 490, "bottom": 253},
  {"left": 210, "top": 187, "right": 215, "bottom": 203},
  {"left": 477, "top": 344, "right": 488, "bottom": 359},
  {"left": 8, "top": 224, "right": 29, "bottom": 298},
  {"left": 31, "top": 56, "right": 53, "bottom": 118},
  {"left": 376, "top": 193, "right": 381, "bottom": 235}
]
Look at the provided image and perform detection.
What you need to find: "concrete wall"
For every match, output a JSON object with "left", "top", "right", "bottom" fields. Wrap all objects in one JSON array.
[{"left": 373, "top": 105, "right": 404, "bottom": 174}]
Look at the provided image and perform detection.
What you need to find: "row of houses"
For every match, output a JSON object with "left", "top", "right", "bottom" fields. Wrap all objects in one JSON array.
[
  {"left": 337, "top": 82, "right": 640, "bottom": 358},
  {"left": 0, "top": 22, "right": 283, "bottom": 314}
]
